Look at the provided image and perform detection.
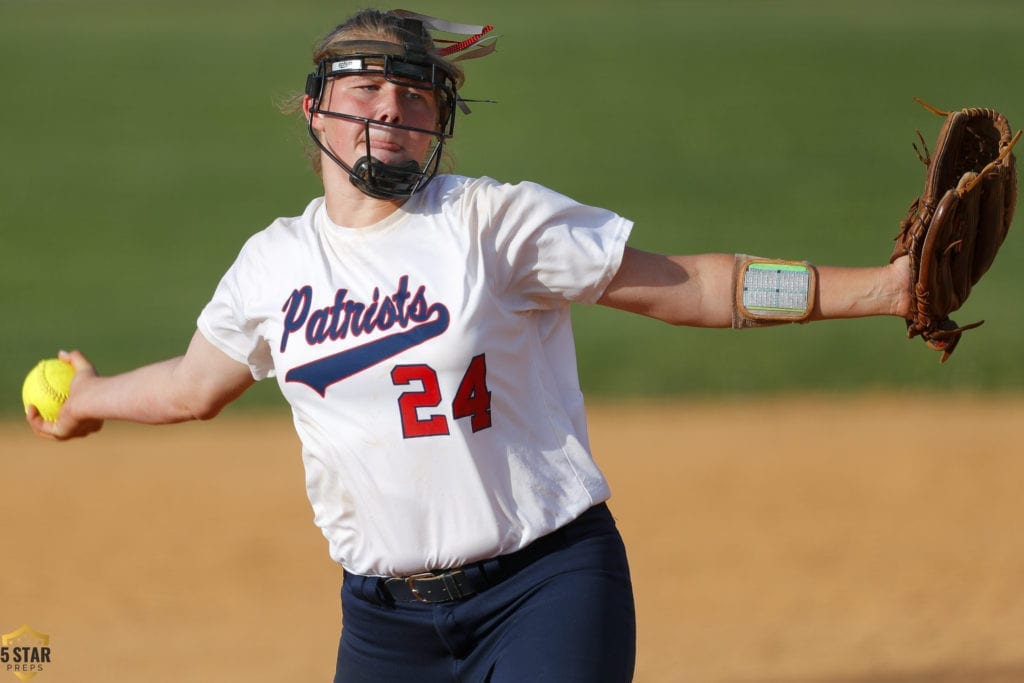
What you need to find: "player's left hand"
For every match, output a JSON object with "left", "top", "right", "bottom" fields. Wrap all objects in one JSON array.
[
  {"left": 889, "top": 253, "right": 914, "bottom": 320},
  {"left": 892, "top": 101, "right": 1018, "bottom": 361}
]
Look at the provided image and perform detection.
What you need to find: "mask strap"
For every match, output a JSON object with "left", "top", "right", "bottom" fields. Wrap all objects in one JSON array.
[{"left": 391, "top": 9, "right": 498, "bottom": 60}]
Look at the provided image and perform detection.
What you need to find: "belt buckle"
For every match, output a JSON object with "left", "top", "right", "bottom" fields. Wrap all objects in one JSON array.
[{"left": 405, "top": 572, "right": 438, "bottom": 603}]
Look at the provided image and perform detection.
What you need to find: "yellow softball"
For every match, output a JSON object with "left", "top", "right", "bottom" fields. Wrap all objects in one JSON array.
[{"left": 22, "top": 358, "right": 76, "bottom": 422}]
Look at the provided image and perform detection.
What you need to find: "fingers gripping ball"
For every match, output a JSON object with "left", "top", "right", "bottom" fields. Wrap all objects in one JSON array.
[{"left": 22, "top": 358, "right": 76, "bottom": 422}]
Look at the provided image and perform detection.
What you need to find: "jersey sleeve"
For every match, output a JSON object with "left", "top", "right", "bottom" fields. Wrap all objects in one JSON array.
[
  {"left": 197, "top": 235, "right": 276, "bottom": 381},
  {"left": 463, "top": 178, "right": 633, "bottom": 311}
]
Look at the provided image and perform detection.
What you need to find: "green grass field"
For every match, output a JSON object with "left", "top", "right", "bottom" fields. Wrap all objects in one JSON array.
[{"left": 3, "top": 0, "right": 1024, "bottom": 414}]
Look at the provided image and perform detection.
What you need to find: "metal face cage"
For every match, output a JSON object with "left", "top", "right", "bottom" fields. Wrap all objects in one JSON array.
[{"left": 304, "top": 48, "right": 460, "bottom": 200}]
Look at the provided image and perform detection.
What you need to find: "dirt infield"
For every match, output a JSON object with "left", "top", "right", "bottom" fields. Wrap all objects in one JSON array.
[{"left": 2, "top": 395, "right": 1023, "bottom": 683}]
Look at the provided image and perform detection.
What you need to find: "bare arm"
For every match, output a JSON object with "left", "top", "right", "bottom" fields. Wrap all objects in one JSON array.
[
  {"left": 597, "top": 247, "right": 912, "bottom": 326},
  {"left": 26, "top": 329, "right": 256, "bottom": 441}
]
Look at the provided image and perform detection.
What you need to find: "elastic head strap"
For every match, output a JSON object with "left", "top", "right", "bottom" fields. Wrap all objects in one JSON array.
[{"left": 390, "top": 9, "right": 497, "bottom": 60}]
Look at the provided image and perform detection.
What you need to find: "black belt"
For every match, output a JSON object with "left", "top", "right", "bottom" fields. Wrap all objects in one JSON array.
[
  {"left": 367, "top": 504, "right": 609, "bottom": 605},
  {"left": 382, "top": 567, "right": 489, "bottom": 603}
]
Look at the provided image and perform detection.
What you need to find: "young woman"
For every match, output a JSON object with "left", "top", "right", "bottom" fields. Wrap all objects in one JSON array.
[{"left": 27, "top": 9, "right": 911, "bottom": 682}]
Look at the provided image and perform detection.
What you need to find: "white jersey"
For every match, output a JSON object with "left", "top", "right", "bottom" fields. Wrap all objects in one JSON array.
[{"left": 197, "top": 174, "right": 633, "bottom": 576}]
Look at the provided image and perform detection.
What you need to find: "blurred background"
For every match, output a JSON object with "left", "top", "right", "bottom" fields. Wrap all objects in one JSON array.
[
  {"left": 3, "top": 0, "right": 1024, "bottom": 415},
  {"left": 4, "top": 4, "right": 1024, "bottom": 682}
]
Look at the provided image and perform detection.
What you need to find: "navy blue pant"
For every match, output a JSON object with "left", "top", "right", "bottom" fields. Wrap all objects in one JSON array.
[{"left": 334, "top": 503, "right": 636, "bottom": 682}]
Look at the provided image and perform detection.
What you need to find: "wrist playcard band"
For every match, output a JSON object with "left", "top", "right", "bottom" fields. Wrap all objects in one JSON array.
[{"left": 732, "top": 255, "right": 817, "bottom": 328}]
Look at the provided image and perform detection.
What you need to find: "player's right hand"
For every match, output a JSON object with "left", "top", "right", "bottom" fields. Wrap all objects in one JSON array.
[{"left": 26, "top": 350, "right": 104, "bottom": 441}]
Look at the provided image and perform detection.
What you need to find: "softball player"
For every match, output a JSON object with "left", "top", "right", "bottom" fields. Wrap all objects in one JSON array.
[{"left": 27, "top": 9, "right": 914, "bottom": 682}]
